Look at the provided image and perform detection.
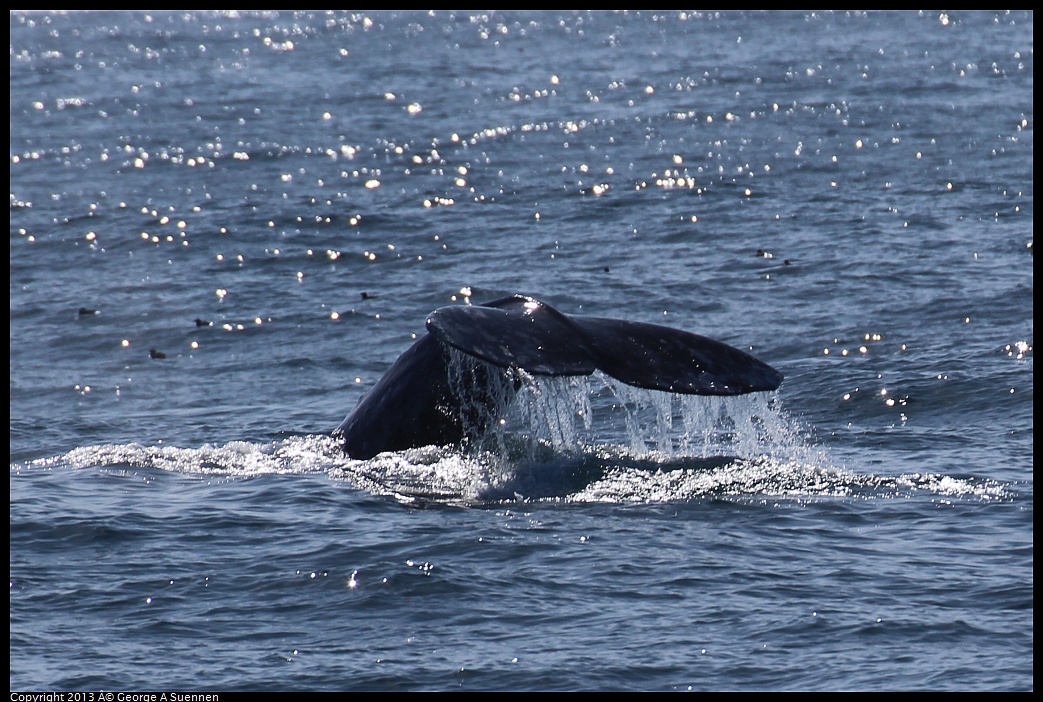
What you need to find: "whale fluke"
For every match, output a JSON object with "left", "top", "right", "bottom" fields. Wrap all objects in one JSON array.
[{"left": 336, "top": 294, "right": 782, "bottom": 459}]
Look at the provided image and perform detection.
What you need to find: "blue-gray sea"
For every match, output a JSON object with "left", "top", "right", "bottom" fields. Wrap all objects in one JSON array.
[{"left": 9, "top": 10, "right": 1033, "bottom": 692}]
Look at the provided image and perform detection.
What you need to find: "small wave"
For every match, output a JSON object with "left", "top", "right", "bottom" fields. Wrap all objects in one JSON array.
[
  {"left": 13, "top": 386, "right": 1012, "bottom": 506},
  {"left": 330, "top": 446, "right": 1012, "bottom": 506},
  {"left": 566, "top": 455, "right": 1012, "bottom": 504},
  {"left": 15, "top": 435, "right": 345, "bottom": 477},
  {"left": 13, "top": 437, "right": 1012, "bottom": 506}
]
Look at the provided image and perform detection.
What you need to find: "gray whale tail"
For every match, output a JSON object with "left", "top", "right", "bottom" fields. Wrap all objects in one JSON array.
[{"left": 336, "top": 294, "right": 783, "bottom": 459}]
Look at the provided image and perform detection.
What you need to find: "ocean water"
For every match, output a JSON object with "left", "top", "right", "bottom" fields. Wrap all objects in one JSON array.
[{"left": 9, "top": 10, "right": 1032, "bottom": 691}]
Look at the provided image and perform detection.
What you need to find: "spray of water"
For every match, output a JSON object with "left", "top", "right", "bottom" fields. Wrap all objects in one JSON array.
[{"left": 452, "top": 356, "right": 814, "bottom": 466}]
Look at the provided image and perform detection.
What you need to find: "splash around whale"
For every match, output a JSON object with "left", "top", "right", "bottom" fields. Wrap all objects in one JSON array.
[{"left": 335, "top": 294, "right": 784, "bottom": 460}]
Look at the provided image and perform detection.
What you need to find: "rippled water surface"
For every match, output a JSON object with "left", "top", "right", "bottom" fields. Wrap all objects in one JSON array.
[{"left": 10, "top": 11, "right": 1033, "bottom": 691}]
